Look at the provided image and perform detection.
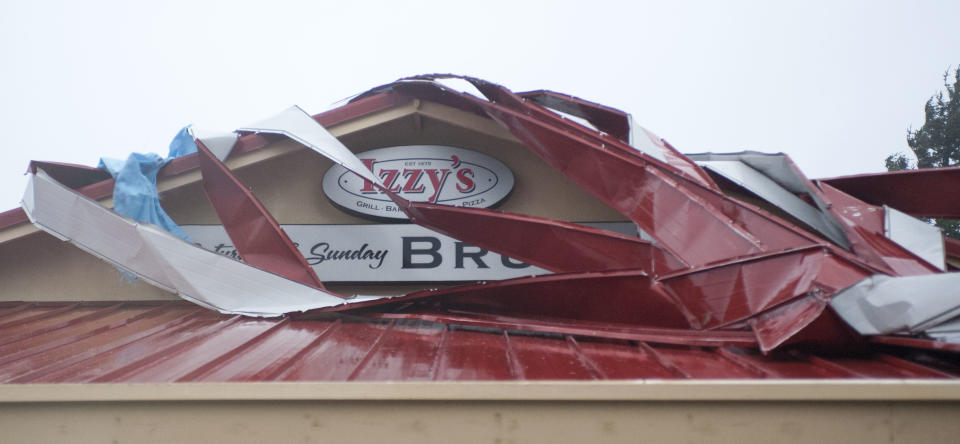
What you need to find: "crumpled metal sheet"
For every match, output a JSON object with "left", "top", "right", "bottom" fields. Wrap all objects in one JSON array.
[
  {"left": 196, "top": 140, "right": 328, "bottom": 290},
  {"left": 481, "top": 103, "right": 818, "bottom": 267},
  {"left": 818, "top": 182, "right": 940, "bottom": 276},
  {"left": 22, "top": 170, "right": 348, "bottom": 317},
  {"left": 331, "top": 76, "right": 894, "bottom": 352},
  {"left": 690, "top": 152, "right": 849, "bottom": 248},
  {"left": 394, "top": 74, "right": 719, "bottom": 192},
  {"left": 389, "top": 193, "right": 688, "bottom": 274},
  {"left": 21, "top": 74, "right": 959, "bottom": 357},
  {"left": 313, "top": 242, "right": 870, "bottom": 352},
  {"left": 656, "top": 246, "right": 868, "bottom": 331},
  {"left": 830, "top": 273, "right": 960, "bottom": 336},
  {"left": 749, "top": 293, "right": 831, "bottom": 352}
]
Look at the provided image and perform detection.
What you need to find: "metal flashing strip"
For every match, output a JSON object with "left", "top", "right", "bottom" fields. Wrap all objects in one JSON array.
[
  {"left": 22, "top": 170, "right": 352, "bottom": 317},
  {"left": 883, "top": 205, "right": 946, "bottom": 270}
]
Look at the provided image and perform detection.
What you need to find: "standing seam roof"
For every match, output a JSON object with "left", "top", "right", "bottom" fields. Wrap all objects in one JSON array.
[{"left": 0, "top": 301, "right": 955, "bottom": 383}]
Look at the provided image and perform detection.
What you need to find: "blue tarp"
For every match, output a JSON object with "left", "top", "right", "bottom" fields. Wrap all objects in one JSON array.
[{"left": 98, "top": 126, "right": 197, "bottom": 242}]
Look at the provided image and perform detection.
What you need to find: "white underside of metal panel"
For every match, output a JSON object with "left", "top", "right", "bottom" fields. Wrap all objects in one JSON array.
[
  {"left": 884, "top": 205, "right": 946, "bottom": 271},
  {"left": 190, "top": 128, "right": 238, "bottom": 161},
  {"left": 237, "top": 105, "right": 381, "bottom": 186},
  {"left": 627, "top": 119, "right": 668, "bottom": 163},
  {"left": 688, "top": 152, "right": 811, "bottom": 193},
  {"left": 830, "top": 273, "right": 960, "bottom": 341},
  {"left": 22, "top": 170, "right": 362, "bottom": 317},
  {"left": 431, "top": 78, "right": 489, "bottom": 100},
  {"left": 546, "top": 108, "right": 599, "bottom": 132},
  {"left": 693, "top": 159, "right": 849, "bottom": 247}
]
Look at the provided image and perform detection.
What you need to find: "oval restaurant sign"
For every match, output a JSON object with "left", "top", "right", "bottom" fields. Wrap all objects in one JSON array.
[{"left": 322, "top": 145, "right": 515, "bottom": 219}]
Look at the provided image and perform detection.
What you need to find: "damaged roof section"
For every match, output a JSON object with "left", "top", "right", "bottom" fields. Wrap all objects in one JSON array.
[
  {"left": 13, "top": 73, "right": 960, "bottom": 363},
  {"left": 687, "top": 151, "right": 850, "bottom": 248},
  {"left": 23, "top": 170, "right": 348, "bottom": 316}
]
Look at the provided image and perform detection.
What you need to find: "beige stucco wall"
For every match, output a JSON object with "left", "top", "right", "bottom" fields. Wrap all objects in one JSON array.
[
  {"left": 2, "top": 381, "right": 959, "bottom": 444},
  {"left": 7, "top": 399, "right": 959, "bottom": 444},
  {"left": 0, "top": 102, "right": 628, "bottom": 302}
]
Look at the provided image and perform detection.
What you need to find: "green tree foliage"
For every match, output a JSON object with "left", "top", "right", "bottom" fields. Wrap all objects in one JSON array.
[{"left": 886, "top": 67, "right": 960, "bottom": 238}]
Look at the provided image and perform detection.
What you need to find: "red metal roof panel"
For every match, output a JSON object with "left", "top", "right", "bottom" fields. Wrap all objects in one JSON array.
[{"left": 0, "top": 302, "right": 953, "bottom": 383}]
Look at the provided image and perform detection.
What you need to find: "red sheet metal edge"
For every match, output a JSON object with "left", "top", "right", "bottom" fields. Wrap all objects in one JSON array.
[
  {"left": 821, "top": 167, "right": 960, "bottom": 218},
  {"left": 26, "top": 161, "right": 112, "bottom": 189},
  {"left": 196, "top": 141, "right": 328, "bottom": 291},
  {"left": 387, "top": 192, "right": 688, "bottom": 274},
  {"left": 870, "top": 335, "right": 960, "bottom": 353},
  {"left": 318, "top": 270, "right": 695, "bottom": 329},
  {"left": 360, "top": 310, "right": 759, "bottom": 348}
]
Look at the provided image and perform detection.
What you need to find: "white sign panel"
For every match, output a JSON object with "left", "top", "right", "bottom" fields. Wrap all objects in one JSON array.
[
  {"left": 181, "top": 223, "right": 636, "bottom": 282},
  {"left": 322, "top": 145, "right": 514, "bottom": 220}
]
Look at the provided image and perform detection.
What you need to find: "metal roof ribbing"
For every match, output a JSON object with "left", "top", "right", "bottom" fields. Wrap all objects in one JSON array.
[{"left": 0, "top": 301, "right": 954, "bottom": 383}]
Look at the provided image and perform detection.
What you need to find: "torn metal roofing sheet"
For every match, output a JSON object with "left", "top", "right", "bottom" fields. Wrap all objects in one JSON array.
[
  {"left": 0, "top": 301, "right": 955, "bottom": 383},
  {"left": 22, "top": 170, "right": 347, "bottom": 317},
  {"left": 196, "top": 140, "right": 328, "bottom": 290},
  {"left": 689, "top": 152, "right": 849, "bottom": 248},
  {"left": 831, "top": 273, "right": 960, "bottom": 335},
  {"left": 237, "top": 105, "right": 381, "bottom": 186},
  {"left": 817, "top": 181, "right": 941, "bottom": 276},
  {"left": 390, "top": 193, "right": 687, "bottom": 274},
  {"left": 517, "top": 89, "right": 631, "bottom": 141},
  {"left": 821, "top": 167, "right": 960, "bottom": 219},
  {"left": 8, "top": 73, "right": 960, "bottom": 365}
]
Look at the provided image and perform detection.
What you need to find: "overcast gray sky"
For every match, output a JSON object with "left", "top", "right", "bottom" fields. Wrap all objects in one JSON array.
[{"left": 1, "top": 0, "right": 958, "bottom": 211}]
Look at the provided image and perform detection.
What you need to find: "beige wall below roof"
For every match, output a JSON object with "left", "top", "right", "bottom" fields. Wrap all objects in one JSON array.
[
  {"left": 2, "top": 380, "right": 959, "bottom": 444},
  {"left": 0, "top": 101, "right": 629, "bottom": 302},
  {"left": 2, "top": 381, "right": 959, "bottom": 444},
  {"left": 0, "top": 232, "right": 177, "bottom": 301}
]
